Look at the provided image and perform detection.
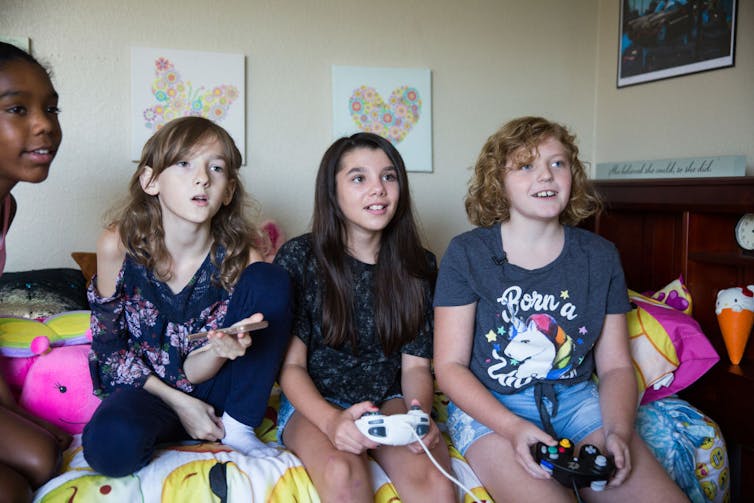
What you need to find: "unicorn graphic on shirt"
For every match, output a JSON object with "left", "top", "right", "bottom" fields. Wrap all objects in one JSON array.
[
  {"left": 488, "top": 306, "right": 575, "bottom": 388},
  {"left": 504, "top": 313, "right": 574, "bottom": 380}
]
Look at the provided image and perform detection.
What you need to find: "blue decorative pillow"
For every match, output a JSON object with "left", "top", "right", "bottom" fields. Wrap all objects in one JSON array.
[{"left": 636, "top": 397, "right": 729, "bottom": 503}]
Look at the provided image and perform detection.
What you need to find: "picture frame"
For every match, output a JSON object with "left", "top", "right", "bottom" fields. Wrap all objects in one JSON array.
[
  {"left": 130, "top": 47, "right": 246, "bottom": 163},
  {"left": 617, "top": 0, "right": 737, "bottom": 88},
  {"left": 332, "top": 66, "right": 433, "bottom": 173}
]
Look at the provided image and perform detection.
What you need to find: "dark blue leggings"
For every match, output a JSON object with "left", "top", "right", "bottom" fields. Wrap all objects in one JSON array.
[{"left": 82, "top": 262, "right": 292, "bottom": 477}]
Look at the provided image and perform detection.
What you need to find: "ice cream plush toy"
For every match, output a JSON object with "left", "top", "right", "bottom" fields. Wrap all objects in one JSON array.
[{"left": 715, "top": 285, "right": 754, "bottom": 365}]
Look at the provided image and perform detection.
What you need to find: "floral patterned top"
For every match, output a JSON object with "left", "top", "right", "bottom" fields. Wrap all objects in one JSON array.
[
  {"left": 273, "top": 234, "right": 435, "bottom": 405},
  {"left": 88, "top": 250, "right": 232, "bottom": 397}
]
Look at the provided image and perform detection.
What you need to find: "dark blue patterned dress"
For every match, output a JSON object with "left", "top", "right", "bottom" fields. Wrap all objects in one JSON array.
[
  {"left": 88, "top": 250, "right": 234, "bottom": 396},
  {"left": 83, "top": 249, "right": 293, "bottom": 476}
]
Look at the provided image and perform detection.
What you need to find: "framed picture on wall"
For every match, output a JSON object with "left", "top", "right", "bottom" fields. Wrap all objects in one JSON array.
[
  {"left": 131, "top": 47, "right": 246, "bottom": 163},
  {"left": 617, "top": 0, "right": 737, "bottom": 88},
  {"left": 332, "top": 66, "right": 433, "bottom": 172}
]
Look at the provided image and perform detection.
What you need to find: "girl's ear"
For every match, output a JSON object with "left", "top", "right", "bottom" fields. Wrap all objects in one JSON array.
[
  {"left": 140, "top": 166, "right": 159, "bottom": 195},
  {"left": 223, "top": 179, "right": 236, "bottom": 205}
]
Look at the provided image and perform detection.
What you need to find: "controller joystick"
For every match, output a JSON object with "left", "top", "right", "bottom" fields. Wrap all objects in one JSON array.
[
  {"left": 354, "top": 406, "right": 430, "bottom": 446},
  {"left": 531, "top": 438, "right": 615, "bottom": 491}
]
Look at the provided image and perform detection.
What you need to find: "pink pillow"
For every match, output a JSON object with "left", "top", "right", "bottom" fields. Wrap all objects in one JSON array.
[{"left": 627, "top": 277, "right": 719, "bottom": 404}]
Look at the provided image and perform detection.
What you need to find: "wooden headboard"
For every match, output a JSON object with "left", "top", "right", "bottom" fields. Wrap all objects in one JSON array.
[{"left": 587, "top": 177, "right": 754, "bottom": 497}]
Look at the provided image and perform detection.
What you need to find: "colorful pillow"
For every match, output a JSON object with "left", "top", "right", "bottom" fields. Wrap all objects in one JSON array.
[
  {"left": 647, "top": 276, "right": 693, "bottom": 316},
  {"left": 636, "top": 396, "right": 729, "bottom": 502},
  {"left": 627, "top": 277, "right": 719, "bottom": 404}
]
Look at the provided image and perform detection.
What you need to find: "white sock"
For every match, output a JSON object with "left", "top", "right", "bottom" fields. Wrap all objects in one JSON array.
[{"left": 221, "top": 412, "right": 278, "bottom": 457}]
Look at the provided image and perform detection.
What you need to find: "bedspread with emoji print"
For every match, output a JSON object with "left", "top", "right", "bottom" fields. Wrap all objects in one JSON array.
[{"left": 32, "top": 386, "right": 493, "bottom": 503}]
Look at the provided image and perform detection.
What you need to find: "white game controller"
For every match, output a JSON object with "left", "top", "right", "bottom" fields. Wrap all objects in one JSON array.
[{"left": 354, "top": 406, "right": 430, "bottom": 446}]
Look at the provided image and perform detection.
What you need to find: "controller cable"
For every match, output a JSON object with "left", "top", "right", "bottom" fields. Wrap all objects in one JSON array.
[
  {"left": 403, "top": 426, "right": 483, "bottom": 503},
  {"left": 572, "top": 479, "right": 585, "bottom": 503}
]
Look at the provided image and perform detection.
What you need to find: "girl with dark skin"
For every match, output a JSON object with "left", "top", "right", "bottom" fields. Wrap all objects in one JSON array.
[{"left": 0, "top": 41, "right": 70, "bottom": 503}]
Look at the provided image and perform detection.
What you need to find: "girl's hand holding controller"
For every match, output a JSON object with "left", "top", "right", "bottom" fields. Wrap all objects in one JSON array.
[
  {"left": 190, "top": 314, "right": 266, "bottom": 358},
  {"left": 605, "top": 431, "right": 632, "bottom": 488},
  {"left": 510, "top": 419, "right": 557, "bottom": 479},
  {"left": 405, "top": 399, "right": 439, "bottom": 454},
  {"left": 327, "top": 402, "right": 380, "bottom": 454}
]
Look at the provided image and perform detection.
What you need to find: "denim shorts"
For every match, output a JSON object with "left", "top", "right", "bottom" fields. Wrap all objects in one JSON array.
[
  {"left": 447, "top": 380, "right": 602, "bottom": 455},
  {"left": 276, "top": 393, "right": 402, "bottom": 446}
]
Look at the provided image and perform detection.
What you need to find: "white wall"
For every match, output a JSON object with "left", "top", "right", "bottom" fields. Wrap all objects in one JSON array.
[
  {"left": 5, "top": 1, "right": 752, "bottom": 274},
  {"left": 594, "top": 1, "right": 753, "bottom": 170},
  {"left": 1, "top": 0, "right": 599, "bottom": 271}
]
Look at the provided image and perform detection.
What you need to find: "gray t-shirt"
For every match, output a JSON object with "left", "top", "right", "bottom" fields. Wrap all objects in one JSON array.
[
  {"left": 274, "top": 234, "right": 435, "bottom": 404},
  {"left": 434, "top": 225, "right": 631, "bottom": 395}
]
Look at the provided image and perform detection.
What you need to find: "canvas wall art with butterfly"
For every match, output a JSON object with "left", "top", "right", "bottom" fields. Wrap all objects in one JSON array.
[
  {"left": 131, "top": 47, "right": 245, "bottom": 163},
  {"left": 332, "top": 66, "right": 432, "bottom": 173},
  {"left": 143, "top": 57, "right": 239, "bottom": 131}
]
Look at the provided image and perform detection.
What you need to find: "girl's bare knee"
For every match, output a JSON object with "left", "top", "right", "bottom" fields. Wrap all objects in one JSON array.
[
  {"left": 411, "top": 466, "right": 456, "bottom": 500},
  {"left": 319, "top": 454, "right": 371, "bottom": 501}
]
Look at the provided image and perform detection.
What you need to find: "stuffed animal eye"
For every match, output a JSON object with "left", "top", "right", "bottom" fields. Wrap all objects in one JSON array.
[{"left": 55, "top": 382, "right": 67, "bottom": 393}]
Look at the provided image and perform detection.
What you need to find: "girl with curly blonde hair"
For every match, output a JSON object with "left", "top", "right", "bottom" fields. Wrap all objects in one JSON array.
[
  {"left": 435, "top": 116, "right": 687, "bottom": 502},
  {"left": 465, "top": 116, "right": 601, "bottom": 227}
]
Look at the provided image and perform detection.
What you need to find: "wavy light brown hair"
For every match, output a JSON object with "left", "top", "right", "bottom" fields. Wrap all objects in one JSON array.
[
  {"left": 312, "top": 132, "right": 435, "bottom": 355},
  {"left": 465, "top": 116, "right": 601, "bottom": 227},
  {"left": 110, "top": 116, "right": 260, "bottom": 291}
]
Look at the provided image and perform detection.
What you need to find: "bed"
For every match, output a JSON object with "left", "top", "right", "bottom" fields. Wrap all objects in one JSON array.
[{"left": 1, "top": 174, "right": 742, "bottom": 501}]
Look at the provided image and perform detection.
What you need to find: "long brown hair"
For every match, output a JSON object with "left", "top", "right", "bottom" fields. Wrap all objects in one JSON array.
[
  {"left": 111, "top": 116, "right": 260, "bottom": 290},
  {"left": 312, "top": 132, "right": 434, "bottom": 354},
  {"left": 465, "top": 116, "right": 601, "bottom": 227}
]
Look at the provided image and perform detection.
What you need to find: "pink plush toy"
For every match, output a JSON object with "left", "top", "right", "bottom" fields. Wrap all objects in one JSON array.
[
  {"left": 259, "top": 219, "right": 286, "bottom": 263},
  {"left": 19, "top": 333, "right": 100, "bottom": 434}
]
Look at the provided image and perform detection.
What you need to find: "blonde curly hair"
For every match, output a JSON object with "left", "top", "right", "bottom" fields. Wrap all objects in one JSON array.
[{"left": 465, "top": 116, "right": 601, "bottom": 227}]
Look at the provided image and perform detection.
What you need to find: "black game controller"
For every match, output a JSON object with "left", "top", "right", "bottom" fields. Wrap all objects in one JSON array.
[{"left": 531, "top": 438, "right": 615, "bottom": 491}]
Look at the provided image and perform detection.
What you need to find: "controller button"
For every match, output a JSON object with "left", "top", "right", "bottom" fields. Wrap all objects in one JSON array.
[
  {"left": 365, "top": 418, "right": 384, "bottom": 425},
  {"left": 547, "top": 446, "right": 559, "bottom": 459},
  {"left": 368, "top": 427, "right": 387, "bottom": 437},
  {"left": 416, "top": 425, "right": 429, "bottom": 436},
  {"left": 559, "top": 438, "right": 572, "bottom": 449},
  {"left": 594, "top": 455, "right": 607, "bottom": 468},
  {"left": 590, "top": 480, "right": 607, "bottom": 492},
  {"left": 540, "top": 460, "right": 554, "bottom": 474}
]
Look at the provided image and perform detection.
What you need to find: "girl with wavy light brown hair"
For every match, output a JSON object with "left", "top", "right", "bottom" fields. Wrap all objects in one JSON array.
[{"left": 83, "top": 117, "right": 292, "bottom": 477}]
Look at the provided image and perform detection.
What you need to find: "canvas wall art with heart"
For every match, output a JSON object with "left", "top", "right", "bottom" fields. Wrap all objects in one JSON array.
[{"left": 332, "top": 66, "right": 432, "bottom": 172}]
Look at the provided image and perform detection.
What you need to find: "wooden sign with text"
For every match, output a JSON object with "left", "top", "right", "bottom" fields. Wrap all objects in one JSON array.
[{"left": 595, "top": 155, "right": 746, "bottom": 180}]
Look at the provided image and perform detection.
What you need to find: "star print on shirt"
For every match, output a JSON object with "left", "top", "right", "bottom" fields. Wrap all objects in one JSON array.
[
  {"left": 486, "top": 330, "right": 497, "bottom": 342},
  {"left": 579, "top": 326, "right": 587, "bottom": 335},
  {"left": 561, "top": 290, "right": 570, "bottom": 299},
  {"left": 497, "top": 326, "right": 506, "bottom": 336}
]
